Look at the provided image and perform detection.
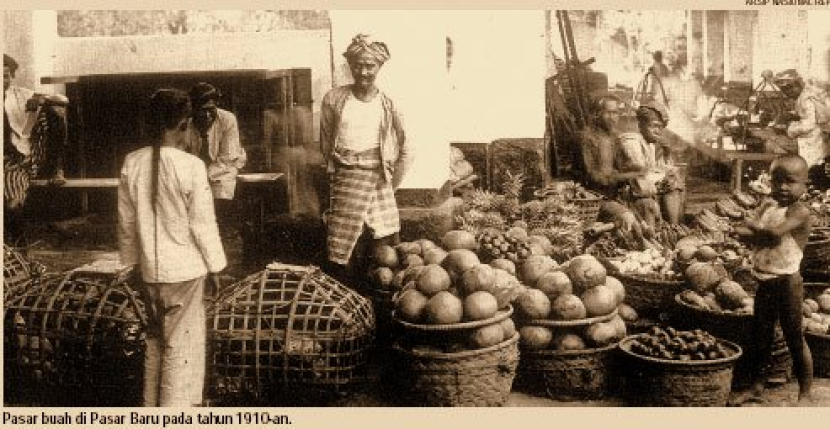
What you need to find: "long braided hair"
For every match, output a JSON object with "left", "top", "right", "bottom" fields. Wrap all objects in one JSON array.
[{"left": 146, "top": 89, "right": 191, "bottom": 212}]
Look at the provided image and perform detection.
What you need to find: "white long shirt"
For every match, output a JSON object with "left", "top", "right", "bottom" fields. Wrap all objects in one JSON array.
[{"left": 118, "top": 146, "right": 227, "bottom": 283}]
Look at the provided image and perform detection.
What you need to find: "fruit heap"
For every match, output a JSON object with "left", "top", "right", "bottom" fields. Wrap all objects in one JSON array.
[
  {"left": 804, "top": 187, "right": 830, "bottom": 227},
  {"left": 609, "top": 248, "right": 677, "bottom": 279},
  {"left": 368, "top": 237, "right": 451, "bottom": 294},
  {"left": 456, "top": 172, "right": 584, "bottom": 262},
  {"left": 628, "top": 326, "right": 737, "bottom": 361},
  {"left": 803, "top": 286, "right": 830, "bottom": 336},
  {"left": 476, "top": 227, "right": 539, "bottom": 265},
  {"left": 713, "top": 190, "right": 759, "bottom": 221},
  {"left": 677, "top": 278, "right": 754, "bottom": 315},
  {"left": 694, "top": 207, "right": 733, "bottom": 234},
  {"left": 513, "top": 254, "right": 633, "bottom": 351},
  {"left": 391, "top": 231, "right": 526, "bottom": 353},
  {"left": 674, "top": 239, "right": 747, "bottom": 272}
]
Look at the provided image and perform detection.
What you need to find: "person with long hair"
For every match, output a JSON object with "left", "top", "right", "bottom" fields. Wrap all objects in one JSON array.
[{"left": 118, "top": 88, "right": 226, "bottom": 407}]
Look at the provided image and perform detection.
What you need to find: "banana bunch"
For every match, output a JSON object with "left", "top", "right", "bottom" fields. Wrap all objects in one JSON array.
[
  {"left": 695, "top": 208, "right": 733, "bottom": 234},
  {"left": 715, "top": 198, "right": 747, "bottom": 220}
]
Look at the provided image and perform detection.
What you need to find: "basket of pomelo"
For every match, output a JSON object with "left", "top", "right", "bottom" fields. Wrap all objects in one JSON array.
[
  {"left": 366, "top": 238, "right": 450, "bottom": 345},
  {"left": 387, "top": 245, "right": 524, "bottom": 406},
  {"left": 619, "top": 327, "right": 742, "bottom": 407},
  {"left": 803, "top": 283, "right": 830, "bottom": 378},
  {"left": 513, "top": 254, "right": 627, "bottom": 400}
]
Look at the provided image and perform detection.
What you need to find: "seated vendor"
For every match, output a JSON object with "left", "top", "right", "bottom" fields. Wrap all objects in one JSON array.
[
  {"left": 617, "top": 102, "right": 685, "bottom": 225},
  {"left": 578, "top": 94, "right": 648, "bottom": 239}
]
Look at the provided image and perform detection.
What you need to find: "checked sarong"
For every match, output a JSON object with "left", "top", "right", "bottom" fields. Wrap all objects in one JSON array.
[{"left": 327, "top": 150, "right": 399, "bottom": 265}]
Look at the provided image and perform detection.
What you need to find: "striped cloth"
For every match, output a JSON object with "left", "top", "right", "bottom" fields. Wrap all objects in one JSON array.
[
  {"left": 3, "top": 111, "right": 48, "bottom": 207},
  {"left": 327, "top": 149, "right": 400, "bottom": 265}
]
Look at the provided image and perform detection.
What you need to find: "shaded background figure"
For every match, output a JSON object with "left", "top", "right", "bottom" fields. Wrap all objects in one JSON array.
[
  {"left": 320, "top": 33, "right": 412, "bottom": 284},
  {"left": 773, "top": 69, "right": 830, "bottom": 182},
  {"left": 185, "top": 82, "right": 247, "bottom": 232},
  {"left": 118, "top": 88, "right": 226, "bottom": 407},
  {"left": 262, "top": 91, "right": 321, "bottom": 217},
  {"left": 4, "top": 53, "right": 69, "bottom": 246}
]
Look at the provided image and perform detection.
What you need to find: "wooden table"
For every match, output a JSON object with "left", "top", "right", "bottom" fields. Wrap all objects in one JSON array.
[{"left": 720, "top": 151, "right": 778, "bottom": 191}]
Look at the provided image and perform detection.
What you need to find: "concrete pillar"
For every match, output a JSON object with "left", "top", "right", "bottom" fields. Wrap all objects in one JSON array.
[
  {"left": 3, "top": 11, "right": 36, "bottom": 89},
  {"left": 753, "top": 10, "right": 809, "bottom": 81},
  {"left": 687, "top": 11, "right": 704, "bottom": 79},
  {"left": 31, "top": 11, "right": 62, "bottom": 94},
  {"left": 702, "top": 10, "right": 725, "bottom": 79},
  {"left": 807, "top": 11, "right": 830, "bottom": 84},
  {"left": 725, "top": 11, "right": 755, "bottom": 83}
]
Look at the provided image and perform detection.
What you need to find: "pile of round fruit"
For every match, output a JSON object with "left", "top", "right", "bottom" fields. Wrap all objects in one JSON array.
[
  {"left": 513, "top": 254, "right": 637, "bottom": 351},
  {"left": 675, "top": 240, "right": 746, "bottom": 272},
  {"left": 803, "top": 286, "right": 830, "bottom": 335},
  {"left": 610, "top": 248, "right": 676, "bottom": 278},
  {"left": 392, "top": 236, "right": 525, "bottom": 352},
  {"left": 628, "top": 326, "right": 737, "bottom": 361},
  {"left": 677, "top": 278, "right": 753, "bottom": 315}
]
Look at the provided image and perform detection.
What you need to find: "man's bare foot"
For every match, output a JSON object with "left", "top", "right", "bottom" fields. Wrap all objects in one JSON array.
[{"left": 48, "top": 170, "right": 66, "bottom": 186}]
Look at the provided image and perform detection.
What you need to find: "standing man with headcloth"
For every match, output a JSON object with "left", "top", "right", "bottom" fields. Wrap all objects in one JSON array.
[
  {"left": 320, "top": 34, "right": 412, "bottom": 282},
  {"left": 118, "top": 89, "right": 226, "bottom": 407}
]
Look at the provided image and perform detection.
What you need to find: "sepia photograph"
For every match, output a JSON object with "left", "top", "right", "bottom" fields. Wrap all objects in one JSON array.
[{"left": 2, "top": 7, "right": 830, "bottom": 414}]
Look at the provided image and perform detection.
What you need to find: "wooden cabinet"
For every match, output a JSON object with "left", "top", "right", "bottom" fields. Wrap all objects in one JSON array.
[{"left": 43, "top": 68, "right": 317, "bottom": 215}]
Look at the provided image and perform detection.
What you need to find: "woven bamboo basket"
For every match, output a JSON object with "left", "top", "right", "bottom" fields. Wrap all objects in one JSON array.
[
  {"left": 672, "top": 295, "right": 792, "bottom": 387},
  {"left": 517, "top": 342, "right": 618, "bottom": 400},
  {"left": 206, "top": 263, "right": 375, "bottom": 402},
  {"left": 804, "top": 282, "right": 830, "bottom": 378},
  {"left": 3, "top": 245, "right": 46, "bottom": 303},
  {"left": 568, "top": 195, "right": 604, "bottom": 225},
  {"left": 615, "top": 272, "right": 685, "bottom": 317},
  {"left": 806, "top": 332, "right": 830, "bottom": 378},
  {"left": 803, "top": 228, "right": 830, "bottom": 271},
  {"left": 3, "top": 261, "right": 146, "bottom": 406},
  {"left": 619, "top": 334, "right": 742, "bottom": 407},
  {"left": 389, "top": 333, "right": 520, "bottom": 407}
]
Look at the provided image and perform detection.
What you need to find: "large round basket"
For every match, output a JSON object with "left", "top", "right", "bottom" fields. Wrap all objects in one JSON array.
[
  {"left": 618, "top": 334, "right": 742, "bottom": 407},
  {"left": 389, "top": 333, "right": 520, "bottom": 407},
  {"left": 672, "top": 295, "right": 792, "bottom": 387},
  {"left": 3, "top": 245, "right": 46, "bottom": 304},
  {"left": 803, "top": 229, "right": 830, "bottom": 271},
  {"left": 804, "top": 282, "right": 830, "bottom": 378},
  {"left": 615, "top": 272, "right": 685, "bottom": 317},
  {"left": 3, "top": 263, "right": 146, "bottom": 407},
  {"left": 517, "top": 342, "right": 618, "bottom": 400},
  {"left": 806, "top": 332, "right": 830, "bottom": 378}
]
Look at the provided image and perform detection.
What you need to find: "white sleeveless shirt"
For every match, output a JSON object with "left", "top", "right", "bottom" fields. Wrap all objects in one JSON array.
[
  {"left": 335, "top": 93, "right": 383, "bottom": 152},
  {"left": 751, "top": 203, "right": 804, "bottom": 280}
]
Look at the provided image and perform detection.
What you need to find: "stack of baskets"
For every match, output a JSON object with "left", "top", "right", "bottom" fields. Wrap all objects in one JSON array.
[
  {"left": 3, "top": 245, "right": 46, "bottom": 303},
  {"left": 3, "top": 260, "right": 146, "bottom": 406},
  {"left": 672, "top": 294, "right": 792, "bottom": 387},
  {"left": 568, "top": 190, "right": 604, "bottom": 225},
  {"left": 206, "top": 263, "right": 375, "bottom": 403},
  {"left": 516, "top": 310, "right": 620, "bottom": 401},
  {"left": 618, "top": 333, "right": 742, "bottom": 407},
  {"left": 388, "top": 306, "right": 519, "bottom": 407}
]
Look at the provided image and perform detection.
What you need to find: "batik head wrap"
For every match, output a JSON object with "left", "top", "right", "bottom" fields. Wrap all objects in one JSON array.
[{"left": 343, "top": 34, "right": 390, "bottom": 65}]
